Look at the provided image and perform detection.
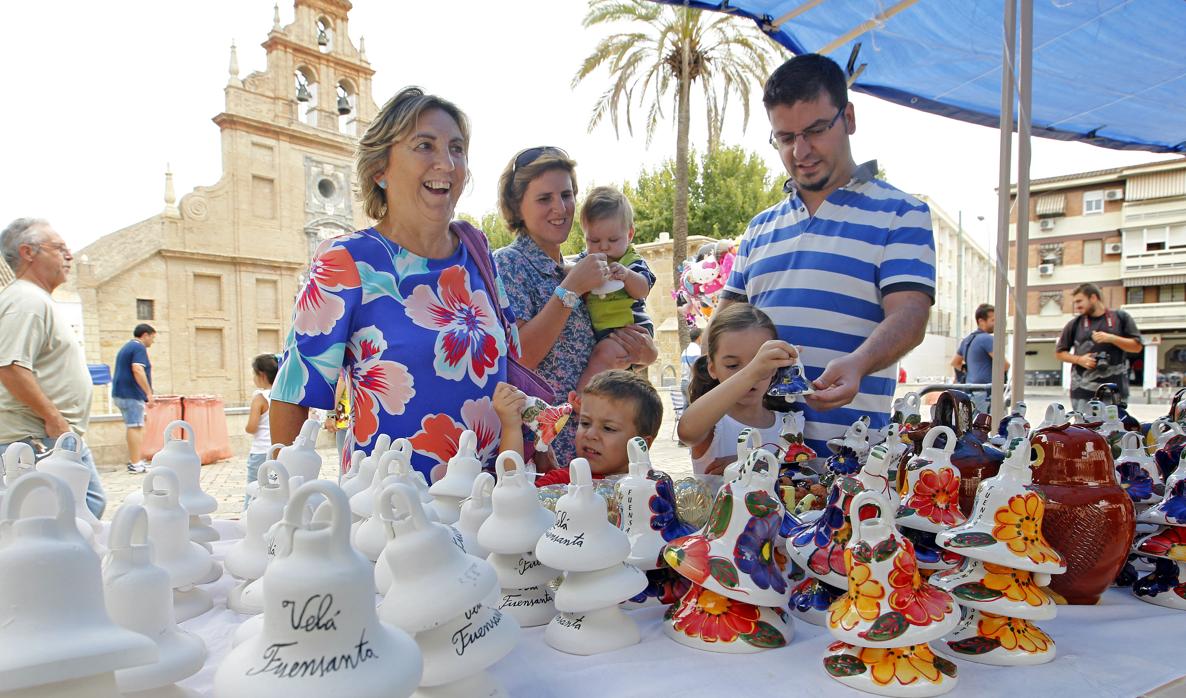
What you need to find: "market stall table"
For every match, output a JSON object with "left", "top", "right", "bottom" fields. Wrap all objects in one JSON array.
[{"left": 172, "top": 523, "right": 1184, "bottom": 697}]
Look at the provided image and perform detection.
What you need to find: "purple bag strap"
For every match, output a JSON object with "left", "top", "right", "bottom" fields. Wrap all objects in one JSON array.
[{"left": 453, "top": 222, "right": 509, "bottom": 332}]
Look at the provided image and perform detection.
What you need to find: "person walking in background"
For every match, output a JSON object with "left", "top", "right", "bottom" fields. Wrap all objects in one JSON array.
[
  {"left": 951, "top": 303, "right": 1006, "bottom": 412},
  {"left": 243, "top": 353, "right": 276, "bottom": 507},
  {"left": 112, "top": 323, "right": 156, "bottom": 473},
  {"left": 1056, "top": 283, "right": 1142, "bottom": 413},
  {"left": 680, "top": 326, "right": 703, "bottom": 398},
  {"left": 0, "top": 218, "right": 105, "bottom": 516}
]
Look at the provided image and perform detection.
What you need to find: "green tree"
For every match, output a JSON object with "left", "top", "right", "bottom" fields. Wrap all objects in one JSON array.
[
  {"left": 458, "top": 211, "right": 514, "bottom": 250},
  {"left": 574, "top": 0, "right": 780, "bottom": 349}
]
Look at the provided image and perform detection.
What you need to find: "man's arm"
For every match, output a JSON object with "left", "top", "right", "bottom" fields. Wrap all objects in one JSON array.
[
  {"left": 950, "top": 353, "right": 965, "bottom": 370},
  {"left": 132, "top": 364, "right": 153, "bottom": 401},
  {"left": 0, "top": 364, "right": 70, "bottom": 437},
  {"left": 808, "top": 290, "right": 930, "bottom": 411},
  {"left": 1055, "top": 319, "right": 1094, "bottom": 369}
]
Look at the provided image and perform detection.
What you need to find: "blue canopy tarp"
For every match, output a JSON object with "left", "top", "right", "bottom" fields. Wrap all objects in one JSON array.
[{"left": 650, "top": 0, "right": 1186, "bottom": 152}]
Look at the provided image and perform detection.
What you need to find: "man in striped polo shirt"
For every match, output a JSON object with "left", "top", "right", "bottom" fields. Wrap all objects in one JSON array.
[{"left": 720, "top": 54, "right": 935, "bottom": 457}]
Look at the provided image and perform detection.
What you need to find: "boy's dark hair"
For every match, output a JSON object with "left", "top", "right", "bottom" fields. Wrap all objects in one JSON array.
[
  {"left": 252, "top": 353, "right": 279, "bottom": 385},
  {"left": 974, "top": 303, "right": 994, "bottom": 323},
  {"left": 582, "top": 369, "right": 662, "bottom": 439},
  {"left": 133, "top": 323, "right": 156, "bottom": 338},
  {"left": 763, "top": 53, "right": 848, "bottom": 111},
  {"left": 688, "top": 303, "right": 777, "bottom": 403},
  {"left": 689, "top": 326, "right": 703, "bottom": 342},
  {"left": 1073, "top": 283, "right": 1102, "bottom": 300}
]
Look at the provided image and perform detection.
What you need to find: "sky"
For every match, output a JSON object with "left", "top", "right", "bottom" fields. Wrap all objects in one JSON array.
[{"left": 3, "top": 0, "right": 1178, "bottom": 258}]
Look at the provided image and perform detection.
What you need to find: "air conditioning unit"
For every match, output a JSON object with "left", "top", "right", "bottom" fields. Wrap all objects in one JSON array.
[
  {"left": 1104, "top": 189, "right": 1124, "bottom": 201},
  {"left": 1038, "top": 263, "right": 1055, "bottom": 276},
  {"left": 1039, "top": 219, "right": 1056, "bottom": 231},
  {"left": 1105, "top": 242, "right": 1123, "bottom": 255}
]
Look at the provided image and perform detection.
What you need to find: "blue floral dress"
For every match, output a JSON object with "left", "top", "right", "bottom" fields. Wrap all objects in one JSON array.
[
  {"left": 494, "top": 234, "right": 595, "bottom": 466},
  {"left": 273, "top": 227, "right": 516, "bottom": 478}
]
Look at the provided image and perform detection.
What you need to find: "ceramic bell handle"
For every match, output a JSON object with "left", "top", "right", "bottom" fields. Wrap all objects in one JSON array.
[
  {"left": 847, "top": 489, "right": 889, "bottom": 537},
  {"left": 864, "top": 443, "right": 891, "bottom": 478},
  {"left": 0, "top": 471, "right": 74, "bottom": 526},
  {"left": 375, "top": 448, "right": 401, "bottom": 485},
  {"left": 735, "top": 427, "right": 760, "bottom": 464},
  {"left": 903, "top": 392, "right": 920, "bottom": 411},
  {"left": 2, "top": 441, "right": 35, "bottom": 482},
  {"left": 285, "top": 480, "right": 350, "bottom": 543},
  {"left": 344, "top": 450, "right": 363, "bottom": 480},
  {"left": 467, "top": 471, "right": 495, "bottom": 507},
  {"left": 143, "top": 466, "right": 181, "bottom": 507},
  {"left": 372, "top": 433, "right": 392, "bottom": 458},
  {"left": 163, "top": 420, "right": 195, "bottom": 446},
  {"left": 258, "top": 460, "right": 291, "bottom": 500},
  {"left": 627, "top": 437, "right": 650, "bottom": 477},
  {"left": 921, "top": 425, "right": 956, "bottom": 454},
  {"left": 376, "top": 482, "right": 429, "bottom": 533},
  {"left": 268, "top": 443, "right": 284, "bottom": 462},
  {"left": 108, "top": 503, "right": 149, "bottom": 551},
  {"left": 298, "top": 418, "right": 320, "bottom": 445},
  {"left": 50, "top": 430, "right": 83, "bottom": 455},
  {"left": 388, "top": 437, "right": 414, "bottom": 476},
  {"left": 458, "top": 430, "right": 477, "bottom": 458},
  {"left": 1120, "top": 431, "right": 1142, "bottom": 452},
  {"left": 744, "top": 448, "right": 779, "bottom": 491},
  {"left": 494, "top": 450, "right": 526, "bottom": 480},
  {"left": 569, "top": 458, "right": 593, "bottom": 488},
  {"left": 1002, "top": 437, "right": 1034, "bottom": 480}
]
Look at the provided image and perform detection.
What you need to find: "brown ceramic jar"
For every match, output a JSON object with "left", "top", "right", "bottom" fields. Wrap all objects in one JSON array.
[{"left": 1030, "top": 423, "right": 1136, "bottom": 605}]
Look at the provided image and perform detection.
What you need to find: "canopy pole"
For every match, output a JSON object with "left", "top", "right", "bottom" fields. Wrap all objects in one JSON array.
[
  {"left": 1011, "top": 0, "right": 1034, "bottom": 407},
  {"left": 990, "top": 0, "right": 1017, "bottom": 424}
]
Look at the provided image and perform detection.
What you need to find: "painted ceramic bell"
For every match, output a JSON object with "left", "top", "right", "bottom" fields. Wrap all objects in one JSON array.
[
  {"left": 415, "top": 601, "right": 519, "bottom": 688},
  {"left": 1133, "top": 524, "right": 1186, "bottom": 561},
  {"left": 342, "top": 435, "right": 390, "bottom": 501},
  {"left": 430, "top": 430, "right": 484, "bottom": 500},
  {"left": 497, "top": 585, "right": 556, "bottom": 627},
  {"left": 936, "top": 440, "right": 1067, "bottom": 576},
  {"left": 103, "top": 504, "right": 206, "bottom": 693},
  {"left": 488, "top": 551, "right": 558, "bottom": 590},
  {"left": 663, "top": 582, "right": 792, "bottom": 654},
  {"left": 455, "top": 473, "right": 494, "bottom": 558},
  {"left": 915, "top": 390, "right": 1006, "bottom": 516},
  {"left": 826, "top": 417, "right": 872, "bottom": 475},
  {"left": 936, "top": 608, "right": 1055, "bottom": 666},
  {"left": 536, "top": 458, "right": 631, "bottom": 572},
  {"left": 0, "top": 473, "right": 157, "bottom": 694},
  {"left": 767, "top": 351, "right": 813, "bottom": 402},
  {"left": 477, "top": 451, "right": 553, "bottom": 555},
  {"left": 544, "top": 604, "right": 639, "bottom": 655},
  {"left": 350, "top": 439, "right": 409, "bottom": 519},
  {"left": 214, "top": 480, "right": 423, "bottom": 698},
  {"left": 34, "top": 432, "right": 101, "bottom": 533},
  {"left": 897, "top": 426, "right": 966, "bottom": 533},
  {"left": 891, "top": 392, "right": 923, "bottom": 430},
  {"left": 277, "top": 418, "right": 323, "bottom": 483},
  {"left": 827, "top": 491, "right": 959, "bottom": 649},
  {"left": 522, "top": 397, "right": 572, "bottom": 453},
  {"left": 929, "top": 557, "right": 1055, "bottom": 621},
  {"left": 141, "top": 469, "right": 214, "bottom": 622},
  {"left": 616, "top": 438, "right": 697, "bottom": 571},
  {"left": 621, "top": 566, "right": 693, "bottom": 609},
  {"left": 1037, "top": 402, "right": 1069, "bottom": 431},
  {"left": 1030, "top": 423, "right": 1135, "bottom": 604},
  {"left": 778, "top": 411, "right": 819, "bottom": 478},
  {"left": 665, "top": 449, "right": 789, "bottom": 607},
  {"left": 1132, "top": 557, "right": 1186, "bottom": 610},
  {"left": 823, "top": 640, "right": 958, "bottom": 697},
  {"left": 1116, "top": 431, "right": 1164, "bottom": 506},
  {"left": 150, "top": 421, "right": 217, "bottom": 516},
  {"left": 1138, "top": 465, "right": 1186, "bottom": 526},
  {"left": 412, "top": 670, "right": 507, "bottom": 698},
  {"left": 226, "top": 461, "right": 291, "bottom": 582},
  {"left": 901, "top": 528, "right": 962, "bottom": 573},
  {"left": 376, "top": 483, "right": 499, "bottom": 634},
  {"left": 788, "top": 575, "right": 845, "bottom": 627},
  {"left": 554, "top": 562, "right": 647, "bottom": 613}
]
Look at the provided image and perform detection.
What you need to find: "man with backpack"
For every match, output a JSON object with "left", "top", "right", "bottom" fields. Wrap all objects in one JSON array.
[
  {"left": 952, "top": 303, "right": 1004, "bottom": 411},
  {"left": 1055, "top": 283, "right": 1142, "bottom": 413}
]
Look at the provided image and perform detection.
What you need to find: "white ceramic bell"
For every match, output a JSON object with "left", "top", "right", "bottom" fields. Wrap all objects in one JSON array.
[
  {"left": 415, "top": 601, "right": 519, "bottom": 687},
  {"left": 342, "top": 435, "right": 390, "bottom": 502},
  {"left": 477, "top": 451, "right": 553, "bottom": 555},
  {"left": 554, "top": 562, "right": 647, "bottom": 613},
  {"left": 664, "top": 583, "right": 793, "bottom": 654},
  {"left": 929, "top": 558, "right": 1055, "bottom": 621},
  {"left": 488, "top": 551, "right": 559, "bottom": 590},
  {"left": 897, "top": 426, "right": 966, "bottom": 533},
  {"left": 376, "top": 483, "right": 499, "bottom": 634},
  {"left": 429, "top": 430, "right": 483, "bottom": 500},
  {"left": 617, "top": 437, "right": 667, "bottom": 570},
  {"left": 339, "top": 449, "right": 364, "bottom": 490},
  {"left": 411, "top": 670, "right": 507, "bottom": 698},
  {"left": 2, "top": 440, "right": 35, "bottom": 488},
  {"left": 936, "top": 441, "right": 1067, "bottom": 575},
  {"left": 350, "top": 439, "right": 410, "bottom": 519},
  {"left": 34, "top": 432, "right": 102, "bottom": 533},
  {"left": 226, "top": 461, "right": 291, "bottom": 581},
  {"left": 536, "top": 458, "right": 631, "bottom": 572},
  {"left": 141, "top": 469, "right": 214, "bottom": 622},
  {"left": 0, "top": 472, "right": 157, "bottom": 693},
  {"left": 277, "top": 418, "right": 323, "bottom": 483},
  {"left": 544, "top": 605, "right": 639, "bottom": 655},
  {"left": 1098, "top": 404, "right": 1126, "bottom": 438},
  {"left": 103, "top": 504, "right": 206, "bottom": 693},
  {"left": 497, "top": 585, "right": 556, "bottom": 627},
  {"left": 823, "top": 640, "right": 958, "bottom": 696},
  {"left": 828, "top": 417, "right": 872, "bottom": 462},
  {"left": 214, "top": 480, "right": 423, "bottom": 698},
  {"left": 455, "top": 473, "right": 495, "bottom": 558},
  {"left": 3, "top": 442, "right": 100, "bottom": 552},
  {"left": 150, "top": 421, "right": 217, "bottom": 516}
]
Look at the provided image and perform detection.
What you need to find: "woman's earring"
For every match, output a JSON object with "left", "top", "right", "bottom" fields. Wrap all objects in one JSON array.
[{"left": 378, "top": 180, "right": 387, "bottom": 190}]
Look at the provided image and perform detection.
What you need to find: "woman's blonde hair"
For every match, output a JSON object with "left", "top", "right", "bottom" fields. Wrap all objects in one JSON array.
[
  {"left": 356, "top": 86, "right": 470, "bottom": 221},
  {"left": 497, "top": 149, "right": 579, "bottom": 233}
]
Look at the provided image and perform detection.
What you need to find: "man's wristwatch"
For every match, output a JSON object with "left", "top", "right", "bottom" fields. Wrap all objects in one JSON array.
[{"left": 553, "top": 285, "right": 581, "bottom": 309}]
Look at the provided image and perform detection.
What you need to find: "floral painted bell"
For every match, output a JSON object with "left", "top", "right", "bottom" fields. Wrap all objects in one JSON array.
[
  {"left": 214, "top": 481, "right": 423, "bottom": 698},
  {"left": 825, "top": 417, "right": 872, "bottom": 476},
  {"left": 141, "top": 468, "right": 214, "bottom": 622},
  {"left": 1138, "top": 462, "right": 1186, "bottom": 527},
  {"left": 937, "top": 609, "right": 1056, "bottom": 666},
  {"left": 277, "top": 418, "right": 323, "bottom": 483},
  {"left": 428, "top": 430, "right": 483, "bottom": 524},
  {"left": 455, "top": 473, "right": 494, "bottom": 559},
  {"left": 891, "top": 392, "right": 923, "bottom": 431},
  {"left": 377, "top": 483, "right": 499, "bottom": 634},
  {"left": 827, "top": 490, "right": 959, "bottom": 650},
  {"left": 778, "top": 411, "right": 819, "bottom": 485},
  {"left": 0, "top": 473, "right": 157, "bottom": 696},
  {"left": 616, "top": 438, "right": 697, "bottom": 571},
  {"left": 103, "top": 503, "right": 206, "bottom": 694},
  {"left": 665, "top": 449, "right": 789, "bottom": 607},
  {"left": 522, "top": 397, "right": 572, "bottom": 453},
  {"left": 537, "top": 458, "right": 631, "bottom": 571},
  {"left": 226, "top": 461, "right": 291, "bottom": 582},
  {"left": 663, "top": 583, "right": 792, "bottom": 654},
  {"left": 477, "top": 452, "right": 553, "bottom": 556},
  {"left": 897, "top": 426, "right": 966, "bottom": 533},
  {"left": 929, "top": 558, "right": 1055, "bottom": 621},
  {"left": 1116, "top": 431, "right": 1164, "bottom": 506},
  {"left": 788, "top": 574, "right": 845, "bottom": 627},
  {"left": 1132, "top": 557, "right": 1186, "bottom": 610},
  {"left": 150, "top": 421, "right": 217, "bottom": 517},
  {"left": 823, "top": 640, "right": 958, "bottom": 697},
  {"left": 767, "top": 351, "right": 813, "bottom": 402}
]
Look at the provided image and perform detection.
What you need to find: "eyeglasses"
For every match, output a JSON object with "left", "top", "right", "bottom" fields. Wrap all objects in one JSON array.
[
  {"left": 769, "top": 106, "right": 846, "bottom": 150},
  {"left": 512, "top": 146, "right": 570, "bottom": 172},
  {"left": 34, "top": 242, "right": 71, "bottom": 257}
]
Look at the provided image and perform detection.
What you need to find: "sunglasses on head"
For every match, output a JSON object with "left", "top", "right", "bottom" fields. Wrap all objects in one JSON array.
[{"left": 512, "top": 146, "right": 569, "bottom": 172}]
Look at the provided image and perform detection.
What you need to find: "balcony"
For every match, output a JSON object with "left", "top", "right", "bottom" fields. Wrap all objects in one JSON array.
[
  {"left": 1121, "top": 301, "right": 1186, "bottom": 330},
  {"left": 1124, "top": 248, "right": 1186, "bottom": 275}
]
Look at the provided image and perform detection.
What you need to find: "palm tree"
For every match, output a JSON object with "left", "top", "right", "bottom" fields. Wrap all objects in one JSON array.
[{"left": 573, "top": 0, "right": 781, "bottom": 350}]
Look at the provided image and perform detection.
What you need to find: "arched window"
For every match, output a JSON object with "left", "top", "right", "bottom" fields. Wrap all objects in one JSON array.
[
  {"left": 316, "top": 17, "right": 333, "bottom": 53},
  {"left": 295, "top": 67, "right": 318, "bottom": 127}
]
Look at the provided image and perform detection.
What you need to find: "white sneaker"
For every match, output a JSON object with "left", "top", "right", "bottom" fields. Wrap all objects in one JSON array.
[{"left": 126, "top": 461, "right": 147, "bottom": 474}]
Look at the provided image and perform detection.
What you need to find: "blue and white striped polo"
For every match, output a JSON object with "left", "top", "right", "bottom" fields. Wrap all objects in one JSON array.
[{"left": 722, "top": 161, "right": 936, "bottom": 456}]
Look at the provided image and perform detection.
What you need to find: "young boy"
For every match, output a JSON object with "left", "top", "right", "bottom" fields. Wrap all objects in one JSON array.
[
  {"left": 577, "top": 187, "right": 655, "bottom": 348},
  {"left": 493, "top": 370, "right": 662, "bottom": 485}
]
